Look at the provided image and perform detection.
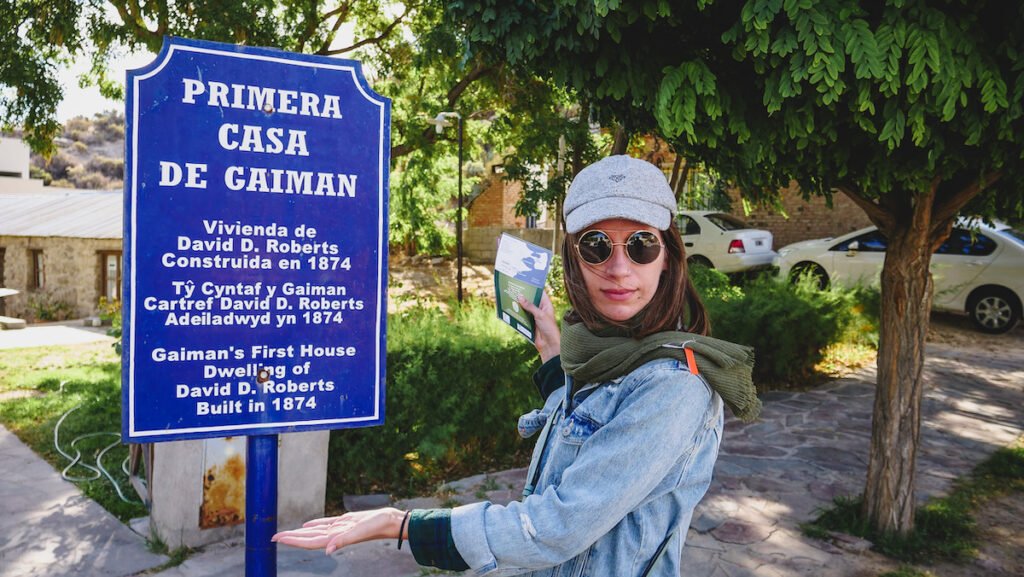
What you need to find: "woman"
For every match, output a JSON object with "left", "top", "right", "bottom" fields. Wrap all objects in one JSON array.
[{"left": 273, "top": 155, "right": 758, "bottom": 576}]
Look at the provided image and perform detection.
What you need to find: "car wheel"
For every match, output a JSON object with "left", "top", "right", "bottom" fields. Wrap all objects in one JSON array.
[
  {"left": 687, "top": 255, "right": 713, "bottom": 270},
  {"left": 789, "top": 262, "right": 829, "bottom": 290},
  {"left": 968, "top": 288, "right": 1021, "bottom": 334}
]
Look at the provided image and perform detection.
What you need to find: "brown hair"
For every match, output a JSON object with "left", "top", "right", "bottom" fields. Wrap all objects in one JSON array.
[{"left": 561, "top": 222, "right": 710, "bottom": 337}]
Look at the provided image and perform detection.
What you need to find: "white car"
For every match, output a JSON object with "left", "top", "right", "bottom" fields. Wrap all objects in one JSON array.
[
  {"left": 678, "top": 211, "right": 778, "bottom": 273},
  {"left": 774, "top": 220, "right": 1024, "bottom": 333}
]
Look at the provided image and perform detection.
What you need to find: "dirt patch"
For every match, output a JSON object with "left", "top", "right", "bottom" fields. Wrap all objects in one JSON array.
[
  {"left": 926, "top": 310, "right": 1024, "bottom": 348},
  {"left": 387, "top": 256, "right": 496, "bottom": 311},
  {"left": 0, "top": 390, "right": 43, "bottom": 401},
  {"left": 917, "top": 493, "right": 1024, "bottom": 576}
]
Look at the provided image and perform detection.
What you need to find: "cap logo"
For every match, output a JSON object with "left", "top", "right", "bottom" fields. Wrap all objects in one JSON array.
[{"left": 608, "top": 174, "right": 626, "bottom": 182}]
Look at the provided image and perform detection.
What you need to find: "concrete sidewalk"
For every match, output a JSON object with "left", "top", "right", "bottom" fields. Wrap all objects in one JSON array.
[
  {"left": 0, "top": 319, "right": 114, "bottom": 350},
  {"left": 0, "top": 323, "right": 1021, "bottom": 576}
]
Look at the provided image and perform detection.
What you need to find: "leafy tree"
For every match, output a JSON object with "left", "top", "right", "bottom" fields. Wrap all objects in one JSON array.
[
  {"left": 488, "top": 83, "right": 605, "bottom": 243},
  {"left": 1, "top": 0, "right": 540, "bottom": 254},
  {"left": 1, "top": 0, "right": 82, "bottom": 153},
  {"left": 450, "top": 0, "right": 1024, "bottom": 535}
]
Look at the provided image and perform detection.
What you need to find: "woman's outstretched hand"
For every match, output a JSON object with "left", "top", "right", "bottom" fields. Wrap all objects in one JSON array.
[
  {"left": 518, "top": 292, "right": 560, "bottom": 363},
  {"left": 272, "top": 507, "right": 406, "bottom": 555}
]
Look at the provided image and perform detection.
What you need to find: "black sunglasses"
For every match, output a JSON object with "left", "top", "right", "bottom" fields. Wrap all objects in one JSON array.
[{"left": 575, "top": 230, "right": 663, "bottom": 265}]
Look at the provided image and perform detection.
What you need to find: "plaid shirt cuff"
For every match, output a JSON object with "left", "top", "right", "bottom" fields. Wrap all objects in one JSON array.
[{"left": 408, "top": 508, "right": 470, "bottom": 571}]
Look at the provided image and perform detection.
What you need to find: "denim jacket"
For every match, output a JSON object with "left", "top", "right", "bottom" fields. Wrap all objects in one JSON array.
[{"left": 449, "top": 357, "right": 724, "bottom": 577}]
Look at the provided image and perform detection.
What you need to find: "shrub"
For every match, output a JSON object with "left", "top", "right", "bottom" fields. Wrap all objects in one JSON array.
[
  {"left": 43, "top": 151, "right": 76, "bottom": 181},
  {"left": 67, "top": 165, "right": 110, "bottom": 189},
  {"left": 327, "top": 299, "right": 540, "bottom": 499},
  {"left": 689, "top": 264, "right": 743, "bottom": 304},
  {"left": 30, "top": 165, "right": 52, "bottom": 184},
  {"left": 97, "top": 297, "right": 122, "bottom": 354},
  {"left": 697, "top": 275, "right": 867, "bottom": 386},
  {"left": 88, "top": 156, "right": 124, "bottom": 179},
  {"left": 27, "top": 292, "right": 75, "bottom": 322}
]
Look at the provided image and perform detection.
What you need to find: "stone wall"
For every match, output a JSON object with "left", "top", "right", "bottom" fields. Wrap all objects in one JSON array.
[
  {"left": 0, "top": 235, "right": 121, "bottom": 319},
  {"left": 464, "top": 226, "right": 565, "bottom": 262}
]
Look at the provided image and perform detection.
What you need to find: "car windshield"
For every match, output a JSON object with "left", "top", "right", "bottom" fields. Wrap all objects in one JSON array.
[{"left": 705, "top": 213, "right": 749, "bottom": 231}]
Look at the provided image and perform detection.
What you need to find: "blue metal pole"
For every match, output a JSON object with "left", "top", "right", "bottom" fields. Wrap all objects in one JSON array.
[{"left": 246, "top": 434, "right": 278, "bottom": 577}]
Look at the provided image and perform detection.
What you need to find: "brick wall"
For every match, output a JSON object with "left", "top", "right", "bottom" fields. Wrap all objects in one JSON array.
[
  {"left": 728, "top": 182, "right": 873, "bottom": 249},
  {"left": 0, "top": 235, "right": 121, "bottom": 320},
  {"left": 465, "top": 226, "right": 564, "bottom": 262},
  {"left": 469, "top": 177, "right": 526, "bottom": 228}
]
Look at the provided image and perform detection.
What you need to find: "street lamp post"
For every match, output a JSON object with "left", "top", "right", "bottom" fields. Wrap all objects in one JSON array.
[{"left": 426, "top": 111, "right": 464, "bottom": 304}]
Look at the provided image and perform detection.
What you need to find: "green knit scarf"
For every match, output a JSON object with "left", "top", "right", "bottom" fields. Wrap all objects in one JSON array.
[{"left": 560, "top": 322, "right": 761, "bottom": 423}]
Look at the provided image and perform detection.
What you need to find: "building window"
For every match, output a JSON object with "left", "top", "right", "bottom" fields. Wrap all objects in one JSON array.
[
  {"left": 99, "top": 251, "right": 122, "bottom": 301},
  {"left": 28, "top": 249, "right": 44, "bottom": 290}
]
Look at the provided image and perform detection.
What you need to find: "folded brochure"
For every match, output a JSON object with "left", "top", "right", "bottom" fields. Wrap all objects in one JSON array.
[{"left": 494, "top": 233, "right": 552, "bottom": 342}]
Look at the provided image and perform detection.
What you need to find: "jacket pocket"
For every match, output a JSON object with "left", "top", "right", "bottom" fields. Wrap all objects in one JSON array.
[{"left": 557, "top": 411, "right": 602, "bottom": 446}]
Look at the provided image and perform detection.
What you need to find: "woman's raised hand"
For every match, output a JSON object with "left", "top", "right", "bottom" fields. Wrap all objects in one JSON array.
[
  {"left": 518, "top": 292, "right": 560, "bottom": 363},
  {"left": 272, "top": 507, "right": 406, "bottom": 555}
]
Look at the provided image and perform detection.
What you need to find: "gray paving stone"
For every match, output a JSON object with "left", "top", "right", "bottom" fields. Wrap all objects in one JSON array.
[
  {"left": 2, "top": 325, "right": 1022, "bottom": 577},
  {"left": 711, "top": 520, "right": 774, "bottom": 545},
  {"left": 343, "top": 493, "right": 391, "bottom": 511}
]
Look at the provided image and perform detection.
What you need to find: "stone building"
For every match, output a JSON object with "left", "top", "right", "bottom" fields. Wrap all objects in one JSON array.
[{"left": 0, "top": 137, "right": 121, "bottom": 320}]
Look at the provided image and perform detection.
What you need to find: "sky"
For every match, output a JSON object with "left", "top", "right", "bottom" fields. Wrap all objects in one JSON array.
[{"left": 56, "top": 51, "right": 154, "bottom": 122}]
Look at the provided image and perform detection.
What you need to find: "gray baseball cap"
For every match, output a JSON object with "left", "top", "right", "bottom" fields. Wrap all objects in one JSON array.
[{"left": 563, "top": 155, "right": 677, "bottom": 234}]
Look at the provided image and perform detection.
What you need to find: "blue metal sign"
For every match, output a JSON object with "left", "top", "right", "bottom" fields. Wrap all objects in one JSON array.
[{"left": 123, "top": 37, "right": 390, "bottom": 442}]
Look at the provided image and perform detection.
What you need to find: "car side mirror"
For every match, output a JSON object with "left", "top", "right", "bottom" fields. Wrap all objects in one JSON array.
[{"left": 847, "top": 240, "right": 860, "bottom": 255}]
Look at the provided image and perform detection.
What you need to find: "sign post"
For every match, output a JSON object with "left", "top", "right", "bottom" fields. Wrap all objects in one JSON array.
[{"left": 123, "top": 37, "right": 390, "bottom": 575}]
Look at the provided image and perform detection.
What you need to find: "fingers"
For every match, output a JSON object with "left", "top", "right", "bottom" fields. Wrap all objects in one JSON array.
[
  {"left": 301, "top": 516, "right": 341, "bottom": 528},
  {"left": 273, "top": 508, "right": 403, "bottom": 555},
  {"left": 271, "top": 528, "right": 331, "bottom": 550},
  {"left": 325, "top": 533, "right": 348, "bottom": 555},
  {"left": 539, "top": 291, "right": 555, "bottom": 313},
  {"left": 518, "top": 292, "right": 561, "bottom": 363}
]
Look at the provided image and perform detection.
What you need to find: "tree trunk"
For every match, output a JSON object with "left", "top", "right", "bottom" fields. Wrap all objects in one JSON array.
[
  {"left": 862, "top": 208, "right": 935, "bottom": 535},
  {"left": 611, "top": 126, "right": 629, "bottom": 155}
]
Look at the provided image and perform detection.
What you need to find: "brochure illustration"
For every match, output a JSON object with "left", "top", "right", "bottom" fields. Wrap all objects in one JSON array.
[{"left": 494, "top": 233, "right": 552, "bottom": 342}]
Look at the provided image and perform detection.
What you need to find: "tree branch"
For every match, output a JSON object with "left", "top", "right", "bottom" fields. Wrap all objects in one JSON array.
[
  {"left": 390, "top": 60, "right": 499, "bottom": 159},
  {"left": 312, "top": 2, "right": 354, "bottom": 54},
  {"left": 109, "top": 0, "right": 161, "bottom": 51},
  {"left": 295, "top": 0, "right": 323, "bottom": 53},
  {"left": 835, "top": 183, "right": 893, "bottom": 230},
  {"left": 318, "top": 3, "right": 411, "bottom": 56},
  {"left": 445, "top": 61, "right": 497, "bottom": 108},
  {"left": 155, "top": 0, "right": 168, "bottom": 38},
  {"left": 931, "top": 170, "right": 1004, "bottom": 225}
]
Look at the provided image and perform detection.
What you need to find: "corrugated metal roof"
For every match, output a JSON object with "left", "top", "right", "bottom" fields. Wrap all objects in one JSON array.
[{"left": 0, "top": 190, "right": 122, "bottom": 239}]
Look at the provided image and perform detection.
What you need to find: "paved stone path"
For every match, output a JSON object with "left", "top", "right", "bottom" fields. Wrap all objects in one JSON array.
[
  {"left": 1, "top": 322, "right": 1021, "bottom": 576},
  {"left": 390, "top": 332, "right": 1024, "bottom": 577},
  {"left": 680, "top": 335, "right": 1024, "bottom": 576},
  {"left": 0, "top": 425, "right": 168, "bottom": 576}
]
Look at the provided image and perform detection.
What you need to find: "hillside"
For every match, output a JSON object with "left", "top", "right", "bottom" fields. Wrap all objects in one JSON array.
[{"left": 26, "top": 110, "right": 125, "bottom": 190}]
